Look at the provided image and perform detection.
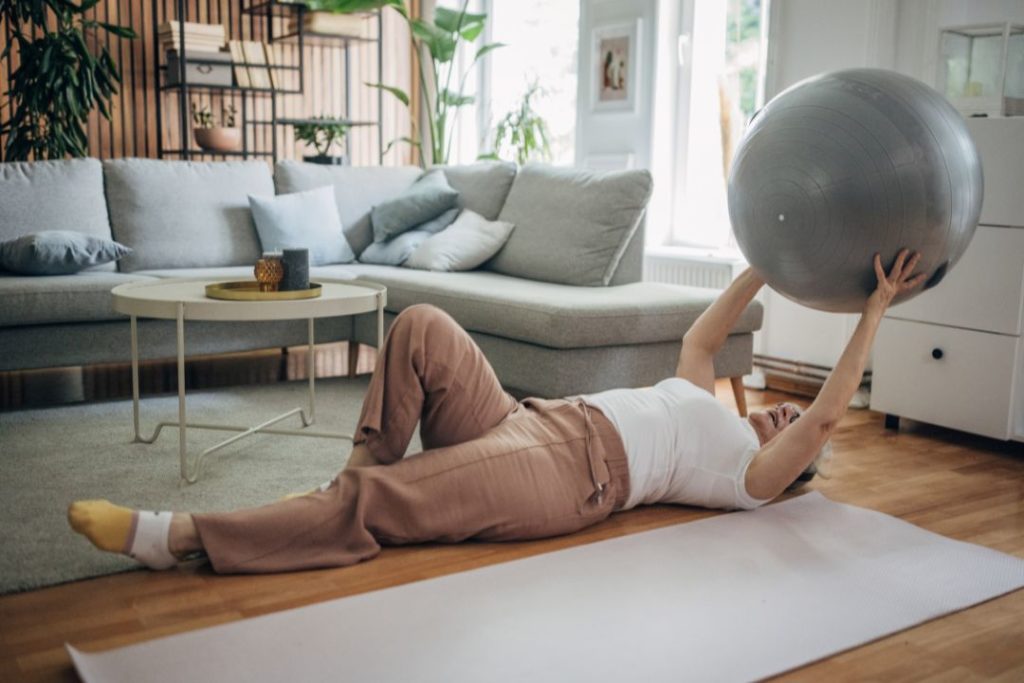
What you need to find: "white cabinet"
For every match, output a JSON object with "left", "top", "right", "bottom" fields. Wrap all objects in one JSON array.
[{"left": 869, "top": 118, "right": 1024, "bottom": 442}]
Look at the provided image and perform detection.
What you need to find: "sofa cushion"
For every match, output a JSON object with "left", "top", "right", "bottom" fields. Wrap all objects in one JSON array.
[
  {"left": 370, "top": 169, "right": 459, "bottom": 242},
  {"left": 0, "top": 231, "right": 131, "bottom": 275},
  {"left": 0, "top": 158, "right": 117, "bottom": 272},
  {"left": 274, "top": 162, "right": 423, "bottom": 257},
  {"left": 104, "top": 159, "right": 272, "bottom": 272},
  {"left": 443, "top": 161, "right": 517, "bottom": 220},
  {"left": 488, "top": 164, "right": 653, "bottom": 287},
  {"left": 318, "top": 265, "right": 762, "bottom": 349},
  {"left": 249, "top": 186, "right": 355, "bottom": 265},
  {"left": 0, "top": 271, "right": 156, "bottom": 327}
]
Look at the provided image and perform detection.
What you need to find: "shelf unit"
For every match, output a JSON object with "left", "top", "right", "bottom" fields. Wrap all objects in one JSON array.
[{"left": 153, "top": 0, "right": 385, "bottom": 163}]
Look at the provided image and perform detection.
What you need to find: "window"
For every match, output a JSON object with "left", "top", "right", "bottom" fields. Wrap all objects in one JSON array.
[
  {"left": 441, "top": 0, "right": 579, "bottom": 165},
  {"left": 669, "top": 0, "right": 770, "bottom": 249}
]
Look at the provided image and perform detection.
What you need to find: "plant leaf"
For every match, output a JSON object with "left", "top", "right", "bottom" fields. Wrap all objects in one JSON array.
[
  {"left": 304, "top": 0, "right": 405, "bottom": 14},
  {"left": 366, "top": 82, "right": 410, "bottom": 107},
  {"left": 460, "top": 24, "right": 484, "bottom": 42},
  {"left": 98, "top": 22, "right": 137, "bottom": 39},
  {"left": 411, "top": 19, "right": 457, "bottom": 63},
  {"left": 434, "top": 7, "right": 486, "bottom": 32},
  {"left": 474, "top": 41, "right": 505, "bottom": 62},
  {"left": 439, "top": 88, "right": 473, "bottom": 107}
]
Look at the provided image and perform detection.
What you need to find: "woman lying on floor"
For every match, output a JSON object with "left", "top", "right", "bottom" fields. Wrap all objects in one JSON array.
[{"left": 69, "top": 251, "right": 925, "bottom": 573}]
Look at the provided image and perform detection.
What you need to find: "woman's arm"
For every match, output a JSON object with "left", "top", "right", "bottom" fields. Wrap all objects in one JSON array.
[
  {"left": 745, "top": 250, "right": 925, "bottom": 500},
  {"left": 676, "top": 268, "right": 765, "bottom": 394}
]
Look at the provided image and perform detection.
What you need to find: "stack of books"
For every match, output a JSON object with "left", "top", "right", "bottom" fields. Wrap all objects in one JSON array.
[
  {"left": 227, "top": 41, "right": 284, "bottom": 90},
  {"left": 158, "top": 21, "right": 226, "bottom": 53},
  {"left": 287, "top": 11, "right": 372, "bottom": 39}
]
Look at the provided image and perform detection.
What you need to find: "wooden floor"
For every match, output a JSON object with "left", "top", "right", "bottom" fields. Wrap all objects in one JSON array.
[{"left": 1, "top": 379, "right": 1022, "bottom": 682}]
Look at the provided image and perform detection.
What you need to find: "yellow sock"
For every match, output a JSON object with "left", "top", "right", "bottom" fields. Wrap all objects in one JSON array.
[
  {"left": 67, "top": 500, "right": 134, "bottom": 553},
  {"left": 280, "top": 489, "right": 316, "bottom": 501}
]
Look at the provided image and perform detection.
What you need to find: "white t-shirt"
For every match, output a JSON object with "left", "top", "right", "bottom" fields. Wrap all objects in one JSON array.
[{"left": 581, "top": 377, "right": 768, "bottom": 511}]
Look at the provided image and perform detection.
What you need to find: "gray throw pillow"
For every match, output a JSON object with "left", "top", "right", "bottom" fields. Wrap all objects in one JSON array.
[
  {"left": 0, "top": 231, "right": 132, "bottom": 275},
  {"left": 249, "top": 185, "right": 354, "bottom": 265},
  {"left": 359, "top": 208, "right": 462, "bottom": 266},
  {"left": 488, "top": 164, "right": 653, "bottom": 286},
  {"left": 370, "top": 169, "right": 459, "bottom": 243},
  {"left": 405, "top": 210, "right": 514, "bottom": 272}
]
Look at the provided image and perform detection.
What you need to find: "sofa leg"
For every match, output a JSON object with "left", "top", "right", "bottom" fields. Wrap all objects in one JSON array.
[
  {"left": 730, "top": 376, "right": 748, "bottom": 417},
  {"left": 348, "top": 342, "right": 361, "bottom": 377}
]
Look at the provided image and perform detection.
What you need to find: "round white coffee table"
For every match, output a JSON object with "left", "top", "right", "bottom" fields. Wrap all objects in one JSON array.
[{"left": 111, "top": 277, "right": 387, "bottom": 483}]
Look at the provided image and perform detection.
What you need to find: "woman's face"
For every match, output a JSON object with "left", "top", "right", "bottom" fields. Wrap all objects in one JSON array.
[{"left": 748, "top": 402, "right": 802, "bottom": 445}]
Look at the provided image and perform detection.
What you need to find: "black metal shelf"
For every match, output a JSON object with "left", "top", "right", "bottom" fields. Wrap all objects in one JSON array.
[
  {"left": 154, "top": 0, "right": 386, "bottom": 163},
  {"left": 159, "top": 82, "right": 302, "bottom": 95},
  {"left": 162, "top": 149, "right": 275, "bottom": 158}
]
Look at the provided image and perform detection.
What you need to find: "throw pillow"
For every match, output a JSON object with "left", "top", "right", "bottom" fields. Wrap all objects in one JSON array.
[
  {"left": 249, "top": 185, "right": 354, "bottom": 265},
  {"left": 0, "top": 231, "right": 132, "bottom": 275},
  {"left": 487, "top": 164, "right": 653, "bottom": 286},
  {"left": 405, "top": 210, "right": 514, "bottom": 272},
  {"left": 370, "top": 169, "right": 459, "bottom": 243},
  {"left": 359, "top": 208, "right": 461, "bottom": 266}
]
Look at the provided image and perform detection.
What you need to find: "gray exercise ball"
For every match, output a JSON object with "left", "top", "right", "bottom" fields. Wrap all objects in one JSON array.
[{"left": 728, "top": 68, "right": 983, "bottom": 313}]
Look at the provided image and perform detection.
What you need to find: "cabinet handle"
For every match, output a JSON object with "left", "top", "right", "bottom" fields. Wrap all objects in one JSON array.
[{"left": 932, "top": 348, "right": 944, "bottom": 360}]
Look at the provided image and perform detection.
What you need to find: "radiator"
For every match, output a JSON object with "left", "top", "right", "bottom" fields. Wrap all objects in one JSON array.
[{"left": 643, "top": 251, "right": 745, "bottom": 289}]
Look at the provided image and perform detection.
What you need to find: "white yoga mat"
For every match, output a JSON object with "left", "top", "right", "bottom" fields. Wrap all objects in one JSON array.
[{"left": 68, "top": 492, "right": 1024, "bottom": 683}]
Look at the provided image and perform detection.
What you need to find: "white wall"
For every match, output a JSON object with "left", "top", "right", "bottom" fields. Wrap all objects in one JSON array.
[{"left": 574, "top": 0, "right": 660, "bottom": 171}]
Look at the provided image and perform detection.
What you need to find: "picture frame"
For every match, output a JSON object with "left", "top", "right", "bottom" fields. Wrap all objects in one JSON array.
[{"left": 591, "top": 19, "right": 642, "bottom": 113}]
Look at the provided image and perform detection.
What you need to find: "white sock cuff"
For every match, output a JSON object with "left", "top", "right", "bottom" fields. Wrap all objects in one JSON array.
[{"left": 127, "top": 510, "right": 178, "bottom": 570}]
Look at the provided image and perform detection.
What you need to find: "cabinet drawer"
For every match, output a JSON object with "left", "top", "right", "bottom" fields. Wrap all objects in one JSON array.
[
  {"left": 964, "top": 118, "right": 1024, "bottom": 227},
  {"left": 870, "top": 319, "right": 1020, "bottom": 440},
  {"left": 887, "top": 226, "right": 1024, "bottom": 335}
]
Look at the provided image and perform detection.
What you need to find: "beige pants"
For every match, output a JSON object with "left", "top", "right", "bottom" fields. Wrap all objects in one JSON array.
[{"left": 193, "top": 304, "right": 630, "bottom": 574}]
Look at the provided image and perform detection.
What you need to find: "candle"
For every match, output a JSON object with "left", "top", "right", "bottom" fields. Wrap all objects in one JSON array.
[{"left": 281, "top": 248, "right": 310, "bottom": 291}]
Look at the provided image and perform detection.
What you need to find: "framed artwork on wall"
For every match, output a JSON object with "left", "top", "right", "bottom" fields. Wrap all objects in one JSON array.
[{"left": 591, "top": 19, "right": 642, "bottom": 113}]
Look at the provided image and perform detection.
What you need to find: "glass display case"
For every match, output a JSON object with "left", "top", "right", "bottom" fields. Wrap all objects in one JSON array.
[{"left": 937, "top": 22, "right": 1024, "bottom": 116}]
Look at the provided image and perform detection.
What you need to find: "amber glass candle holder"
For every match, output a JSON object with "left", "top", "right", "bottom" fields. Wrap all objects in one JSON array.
[{"left": 254, "top": 256, "right": 284, "bottom": 292}]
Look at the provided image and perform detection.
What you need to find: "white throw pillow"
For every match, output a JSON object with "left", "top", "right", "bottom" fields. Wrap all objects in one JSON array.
[
  {"left": 249, "top": 185, "right": 354, "bottom": 265},
  {"left": 404, "top": 210, "right": 514, "bottom": 272}
]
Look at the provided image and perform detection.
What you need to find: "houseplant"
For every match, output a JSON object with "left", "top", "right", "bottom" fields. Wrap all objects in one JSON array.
[
  {"left": 307, "top": 0, "right": 503, "bottom": 166},
  {"left": 192, "top": 103, "right": 241, "bottom": 153},
  {"left": 294, "top": 116, "right": 351, "bottom": 165},
  {"left": 0, "top": 0, "right": 136, "bottom": 161},
  {"left": 480, "top": 81, "right": 552, "bottom": 166}
]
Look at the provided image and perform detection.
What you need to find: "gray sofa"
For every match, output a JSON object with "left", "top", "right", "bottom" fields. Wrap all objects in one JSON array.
[{"left": 0, "top": 158, "right": 762, "bottom": 398}]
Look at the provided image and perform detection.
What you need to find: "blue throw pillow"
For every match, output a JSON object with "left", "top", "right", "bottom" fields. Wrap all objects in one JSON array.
[
  {"left": 0, "top": 231, "right": 132, "bottom": 275},
  {"left": 370, "top": 170, "right": 459, "bottom": 243},
  {"left": 249, "top": 185, "right": 354, "bottom": 265}
]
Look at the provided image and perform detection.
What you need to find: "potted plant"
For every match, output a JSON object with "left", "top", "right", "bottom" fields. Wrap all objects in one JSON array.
[
  {"left": 0, "top": 0, "right": 136, "bottom": 161},
  {"left": 294, "top": 117, "right": 351, "bottom": 165},
  {"left": 192, "top": 103, "right": 241, "bottom": 153},
  {"left": 307, "top": 0, "right": 503, "bottom": 166},
  {"left": 480, "top": 81, "right": 552, "bottom": 166}
]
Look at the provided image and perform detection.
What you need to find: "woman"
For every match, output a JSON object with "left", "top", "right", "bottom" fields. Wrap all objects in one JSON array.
[{"left": 68, "top": 251, "right": 925, "bottom": 573}]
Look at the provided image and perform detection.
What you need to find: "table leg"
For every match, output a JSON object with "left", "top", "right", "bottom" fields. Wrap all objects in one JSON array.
[
  {"left": 131, "top": 316, "right": 141, "bottom": 441},
  {"left": 377, "top": 291, "right": 384, "bottom": 351},
  {"left": 302, "top": 317, "right": 316, "bottom": 427},
  {"left": 176, "top": 303, "right": 194, "bottom": 482}
]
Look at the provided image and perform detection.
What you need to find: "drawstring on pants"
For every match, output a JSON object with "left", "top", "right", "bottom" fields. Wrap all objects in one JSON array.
[{"left": 576, "top": 400, "right": 608, "bottom": 505}]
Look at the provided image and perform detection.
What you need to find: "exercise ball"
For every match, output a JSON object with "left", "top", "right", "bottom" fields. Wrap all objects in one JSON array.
[{"left": 727, "top": 68, "right": 983, "bottom": 313}]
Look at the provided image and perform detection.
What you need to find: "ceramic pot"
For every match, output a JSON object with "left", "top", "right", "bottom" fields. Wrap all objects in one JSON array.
[
  {"left": 194, "top": 127, "right": 242, "bottom": 153},
  {"left": 303, "top": 154, "right": 349, "bottom": 166}
]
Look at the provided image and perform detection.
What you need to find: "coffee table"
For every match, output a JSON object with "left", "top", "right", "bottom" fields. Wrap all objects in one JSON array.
[{"left": 111, "top": 277, "right": 387, "bottom": 483}]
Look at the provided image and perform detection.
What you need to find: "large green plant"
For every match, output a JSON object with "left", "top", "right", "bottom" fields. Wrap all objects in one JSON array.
[
  {"left": 480, "top": 81, "right": 551, "bottom": 166},
  {"left": 308, "top": 0, "right": 502, "bottom": 166},
  {"left": 0, "top": 0, "right": 135, "bottom": 161}
]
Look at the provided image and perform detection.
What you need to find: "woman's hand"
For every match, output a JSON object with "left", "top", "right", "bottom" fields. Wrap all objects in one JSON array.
[{"left": 867, "top": 249, "right": 926, "bottom": 312}]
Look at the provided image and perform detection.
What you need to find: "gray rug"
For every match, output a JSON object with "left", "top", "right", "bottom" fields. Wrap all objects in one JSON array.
[{"left": 0, "top": 376, "right": 419, "bottom": 594}]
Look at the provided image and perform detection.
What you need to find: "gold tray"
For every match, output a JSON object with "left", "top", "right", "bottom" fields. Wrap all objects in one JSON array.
[{"left": 205, "top": 281, "right": 323, "bottom": 301}]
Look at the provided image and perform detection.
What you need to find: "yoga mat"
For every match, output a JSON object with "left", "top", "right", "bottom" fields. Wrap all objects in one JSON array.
[{"left": 68, "top": 492, "right": 1024, "bottom": 682}]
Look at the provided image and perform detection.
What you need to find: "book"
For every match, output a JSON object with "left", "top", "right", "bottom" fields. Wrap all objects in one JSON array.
[
  {"left": 263, "top": 42, "right": 282, "bottom": 91},
  {"left": 241, "top": 41, "right": 272, "bottom": 89},
  {"left": 287, "top": 12, "right": 371, "bottom": 38},
  {"left": 158, "top": 21, "right": 226, "bottom": 38},
  {"left": 227, "top": 41, "right": 251, "bottom": 88}
]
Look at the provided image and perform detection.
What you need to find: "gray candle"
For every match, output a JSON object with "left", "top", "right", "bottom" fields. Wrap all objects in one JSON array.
[{"left": 281, "top": 248, "right": 310, "bottom": 291}]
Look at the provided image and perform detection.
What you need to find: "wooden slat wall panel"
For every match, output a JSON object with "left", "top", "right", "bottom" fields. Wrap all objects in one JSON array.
[{"left": 0, "top": 0, "right": 414, "bottom": 166}]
